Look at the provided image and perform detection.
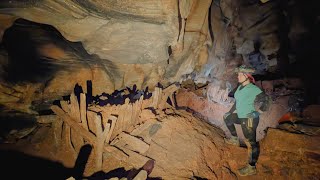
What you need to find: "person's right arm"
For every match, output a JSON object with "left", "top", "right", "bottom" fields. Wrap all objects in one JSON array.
[
  {"left": 228, "top": 103, "right": 236, "bottom": 113},
  {"left": 224, "top": 102, "right": 236, "bottom": 119}
]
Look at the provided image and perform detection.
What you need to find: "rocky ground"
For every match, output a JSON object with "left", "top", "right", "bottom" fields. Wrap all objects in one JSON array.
[{"left": 0, "top": 105, "right": 319, "bottom": 179}]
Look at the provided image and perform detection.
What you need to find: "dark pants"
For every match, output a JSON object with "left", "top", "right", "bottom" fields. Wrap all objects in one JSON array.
[{"left": 224, "top": 113, "right": 260, "bottom": 166}]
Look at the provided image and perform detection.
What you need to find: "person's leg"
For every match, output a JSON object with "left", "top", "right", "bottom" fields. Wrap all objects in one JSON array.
[
  {"left": 224, "top": 113, "right": 240, "bottom": 136},
  {"left": 224, "top": 113, "right": 240, "bottom": 146},
  {"left": 238, "top": 117, "right": 260, "bottom": 176}
]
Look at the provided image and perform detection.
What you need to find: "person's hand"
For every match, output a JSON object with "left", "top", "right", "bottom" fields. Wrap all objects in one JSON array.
[
  {"left": 247, "top": 111, "right": 260, "bottom": 119},
  {"left": 223, "top": 112, "right": 231, "bottom": 119}
]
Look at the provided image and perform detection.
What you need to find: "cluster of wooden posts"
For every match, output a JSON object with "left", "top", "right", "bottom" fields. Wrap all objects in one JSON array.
[{"left": 51, "top": 84, "right": 179, "bottom": 172}]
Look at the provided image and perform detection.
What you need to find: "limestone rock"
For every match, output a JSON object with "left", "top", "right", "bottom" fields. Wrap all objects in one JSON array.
[
  {"left": 258, "top": 128, "right": 320, "bottom": 178},
  {"left": 144, "top": 114, "right": 228, "bottom": 179}
]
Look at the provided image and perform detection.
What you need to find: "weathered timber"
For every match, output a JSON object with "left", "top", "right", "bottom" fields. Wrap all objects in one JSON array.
[
  {"left": 80, "top": 93, "right": 88, "bottom": 130},
  {"left": 111, "top": 132, "right": 150, "bottom": 154}
]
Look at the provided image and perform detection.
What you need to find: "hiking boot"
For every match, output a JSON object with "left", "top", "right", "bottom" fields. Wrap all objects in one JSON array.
[
  {"left": 224, "top": 136, "right": 240, "bottom": 146},
  {"left": 238, "top": 164, "right": 257, "bottom": 176}
]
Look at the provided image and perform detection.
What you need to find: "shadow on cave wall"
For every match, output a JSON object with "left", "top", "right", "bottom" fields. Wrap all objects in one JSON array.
[
  {"left": 1, "top": 18, "right": 118, "bottom": 84},
  {"left": 287, "top": 0, "right": 320, "bottom": 105},
  {"left": 2, "top": 18, "right": 65, "bottom": 83},
  {"left": 247, "top": 0, "right": 320, "bottom": 105}
]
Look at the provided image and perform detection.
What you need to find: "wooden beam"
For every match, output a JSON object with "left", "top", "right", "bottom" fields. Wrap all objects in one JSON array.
[
  {"left": 51, "top": 105, "right": 96, "bottom": 145},
  {"left": 93, "top": 113, "right": 108, "bottom": 171}
]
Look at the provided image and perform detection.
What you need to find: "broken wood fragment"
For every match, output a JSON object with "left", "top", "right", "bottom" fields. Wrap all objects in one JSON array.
[
  {"left": 104, "top": 145, "right": 129, "bottom": 161},
  {"left": 120, "top": 147, "right": 152, "bottom": 169},
  {"left": 111, "top": 132, "right": 150, "bottom": 154},
  {"left": 105, "top": 115, "right": 117, "bottom": 143},
  {"left": 36, "top": 115, "right": 56, "bottom": 124},
  {"left": 60, "top": 100, "right": 70, "bottom": 113}
]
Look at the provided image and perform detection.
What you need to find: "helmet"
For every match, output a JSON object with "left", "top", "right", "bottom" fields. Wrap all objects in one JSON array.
[{"left": 235, "top": 65, "right": 255, "bottom": 74}]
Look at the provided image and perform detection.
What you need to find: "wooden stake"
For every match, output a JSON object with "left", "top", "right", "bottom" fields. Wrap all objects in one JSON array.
[
  {"left": 53, "top": 117, "right": 63, "bottom": 148},
  {"left": 158, "top": 84, "right": 179, "bottom": 109},
  {"left": 71, "top": 128, "right": 84, "bottom": 153},
  {"left": 62, "top": 123, "right": 76, "bottom": 157},
  {"left": 87, "top": 111, "right": 98, "bottom": 135},
  {"left": 80, "top": 93, "right": 88, "bottom": 130},
  {"left": 70, "top": 93, "right": 81, "bottom": 122},
  {"left": 93, "top": 113, "right": 108, "bottom": 171},
  {"left": 105, "top": 115, "right": 117, "bottom": 143}
]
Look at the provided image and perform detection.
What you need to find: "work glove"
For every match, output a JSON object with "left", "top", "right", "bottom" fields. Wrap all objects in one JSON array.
[
  {"left": 247, "top": 111, "right": 260, "bottom": 119},
  {"left": 223, "top": 112, "right": 231, "bottom": 119}
]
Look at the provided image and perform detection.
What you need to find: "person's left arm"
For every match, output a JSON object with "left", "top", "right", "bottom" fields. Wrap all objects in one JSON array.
[
  {"left": 254, "top": 91, "right": 269, "bottom": 113},
  {"left": 247, "top": 91, "right": 267, "bottom": 118}
]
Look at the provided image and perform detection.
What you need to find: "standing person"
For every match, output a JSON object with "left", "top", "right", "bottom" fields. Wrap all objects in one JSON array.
[{"left": 223, "top": 65, "right": 269, "bottom": 176}]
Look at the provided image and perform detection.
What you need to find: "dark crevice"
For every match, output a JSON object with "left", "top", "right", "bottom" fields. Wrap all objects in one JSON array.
[
  {"left": 213, "top": 0, "right": 230, "bottom": 24},
  {"left": 291, "top": 0, "right": 320, "bottom": 104},
  {"left": 208, "top": 1, "right": 214, "bottom": 43},
  {"left": 276, "top": 0, "right": 291, "bottom": 75},
  {"left": 177, "top": 0, "right": 182, "bottom": 41},
  {"left": 168, "top": 46, "right": 172, "bottom": 56}
]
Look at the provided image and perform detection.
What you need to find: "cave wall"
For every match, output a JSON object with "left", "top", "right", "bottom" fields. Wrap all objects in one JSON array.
[
  {"left": 0, "top": 0, "right": 213, "bottom": 113},
  {"left": 0, "top": 0, "right": 319, "bottom": 113}
]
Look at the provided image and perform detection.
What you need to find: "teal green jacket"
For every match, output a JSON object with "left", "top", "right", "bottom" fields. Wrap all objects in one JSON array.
[{"left": 234, "top": 83, "right": 262, "bottom": 118}]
